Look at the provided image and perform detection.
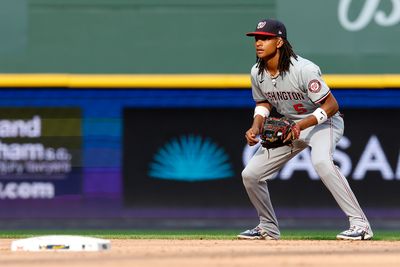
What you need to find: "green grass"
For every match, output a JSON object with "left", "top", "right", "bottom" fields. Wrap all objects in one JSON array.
[{"left": 0, "top": 229, "right": 400, "bottom": 240}]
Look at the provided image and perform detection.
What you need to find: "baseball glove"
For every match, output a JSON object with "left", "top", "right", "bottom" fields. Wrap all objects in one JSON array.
[{"left": 260, "top": 117, "right": 299, "bottom": 149}]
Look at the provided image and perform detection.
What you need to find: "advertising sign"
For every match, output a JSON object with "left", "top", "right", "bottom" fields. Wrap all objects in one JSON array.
[
  {"left": 0, "top": 108, "right": 82, "bottom": 199},
  {"left": 123, "top": 108, "right": 400, "bottom": 208},
  {"left": 277, "top": 0, "right": 400, "bottom": 73},
  {"left": 123, "top": 108, "right": 252, "bottom": 208}
]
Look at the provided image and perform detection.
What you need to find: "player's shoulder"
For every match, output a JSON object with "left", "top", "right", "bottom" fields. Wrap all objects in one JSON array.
[
  {"left": 291, "top": 56, "right": 322, "bottom": 75},
  {"left": 291, "top": 56, "right": 319, "bottom": 69},
  {"left": 250, "top": 63, "right": 259, "bottom": 76}
]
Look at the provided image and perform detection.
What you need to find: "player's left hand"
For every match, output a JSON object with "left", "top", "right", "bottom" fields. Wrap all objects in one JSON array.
[{"left": 283, "top": 123, "right": 300, "bottom": 143}]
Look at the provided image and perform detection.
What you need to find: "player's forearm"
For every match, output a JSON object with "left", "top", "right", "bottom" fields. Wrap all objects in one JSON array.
[
  {"left": 252, "top": 101, "right": 271, "bottom": 131},
  {"left": 297, "top": 94, "right": 339, "bottom": 130},
  {"left": 297, "top": 115, "right": 318, "bottom": 130},
  {"left": 252, "top": 115, "right": 265, "bottom": 132}
]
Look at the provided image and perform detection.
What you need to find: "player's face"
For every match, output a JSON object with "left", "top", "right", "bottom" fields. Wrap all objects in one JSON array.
[{"left": 254, "top": 36, "right": 281, "bottom": 60}]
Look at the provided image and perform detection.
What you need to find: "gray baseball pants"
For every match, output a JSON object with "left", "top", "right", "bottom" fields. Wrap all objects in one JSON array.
[{"left": 241, "top": 115, "right": 372, "bottom": 239}]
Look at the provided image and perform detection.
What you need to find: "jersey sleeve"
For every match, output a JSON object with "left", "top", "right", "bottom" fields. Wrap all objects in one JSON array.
[
  {"left": 300, "top": 63, "right": 330, "bottom": 104},
  {"left": 250, "top": 65, "right": 267, "bottom": 102}
]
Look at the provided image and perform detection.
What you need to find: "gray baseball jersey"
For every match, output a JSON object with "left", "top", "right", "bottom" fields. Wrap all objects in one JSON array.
[
  {"left": 251, "top": 56, "right": 335, "bottom": 120},
  {"left": 242, "top": 56, "right": 372, "bottom": 239}
]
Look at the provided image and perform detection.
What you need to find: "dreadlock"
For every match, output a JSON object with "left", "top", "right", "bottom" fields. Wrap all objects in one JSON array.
[{"left": 257, "top": 39, "right": 298, "bottom": 77}]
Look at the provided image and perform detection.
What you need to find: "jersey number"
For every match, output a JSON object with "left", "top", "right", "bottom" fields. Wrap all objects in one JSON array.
[{"left": 293, "top": 103, "right": 307, "bottom": 114}]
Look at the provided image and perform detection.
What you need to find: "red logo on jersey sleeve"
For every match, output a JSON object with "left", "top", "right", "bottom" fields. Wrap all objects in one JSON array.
[{"left": 308, "top": 79, "right": 321, "bottom": 93}]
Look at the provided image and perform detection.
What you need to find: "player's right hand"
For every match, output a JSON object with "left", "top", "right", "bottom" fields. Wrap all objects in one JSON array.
[{"left": 245, "top": 127, "right": 259, "bottom": 146}]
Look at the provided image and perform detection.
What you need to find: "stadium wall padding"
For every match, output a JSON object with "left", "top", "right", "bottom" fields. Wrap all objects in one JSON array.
[{"left": 0, "top": 0, "right": 399, "bottom": 73}]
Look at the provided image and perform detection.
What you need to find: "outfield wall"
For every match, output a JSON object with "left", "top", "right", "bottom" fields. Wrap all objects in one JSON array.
[
  {"left": 0, "top": 0, "right": 399, "bottom": 228},
  {"left": 0, "top": 0, "right": 399, "bottom": 74}
]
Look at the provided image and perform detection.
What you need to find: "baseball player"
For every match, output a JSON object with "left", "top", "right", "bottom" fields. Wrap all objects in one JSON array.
[{"left": 238, "top": 19, "right": 373, "bottom": 240}]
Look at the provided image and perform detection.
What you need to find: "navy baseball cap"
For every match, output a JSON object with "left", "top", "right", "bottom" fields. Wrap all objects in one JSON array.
[{"left": 246, "top": 19, "right": 287, "bottom": 39}]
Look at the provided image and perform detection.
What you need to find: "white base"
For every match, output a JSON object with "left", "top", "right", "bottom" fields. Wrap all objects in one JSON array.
[{"left": 11, "top": 235, "right": 111, "bottom": 251}]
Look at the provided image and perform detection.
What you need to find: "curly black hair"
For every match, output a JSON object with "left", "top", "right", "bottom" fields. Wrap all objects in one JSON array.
[{"left": 257, "top": 39, "right": 298, "bottom": 77}]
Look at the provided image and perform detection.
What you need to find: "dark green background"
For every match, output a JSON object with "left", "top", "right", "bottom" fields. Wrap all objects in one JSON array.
[{"left": 0, "top": 0, "right": 398, "bottom": 74}]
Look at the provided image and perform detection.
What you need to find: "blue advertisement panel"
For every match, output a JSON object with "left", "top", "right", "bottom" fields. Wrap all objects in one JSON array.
[
  {"left": 0, "top": 108, "right": 82, "bottom": 199},
  {"left": 123, "top": 108, "right": 251, "bottom": 208}
]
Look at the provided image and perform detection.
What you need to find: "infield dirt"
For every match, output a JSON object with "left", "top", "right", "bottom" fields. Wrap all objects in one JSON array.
[{"left": 1, "top": 239, "right": 399, "bottom": 267}]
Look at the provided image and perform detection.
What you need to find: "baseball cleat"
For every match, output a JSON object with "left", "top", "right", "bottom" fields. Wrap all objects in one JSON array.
[
  {"left": 336, "top": 226, "right": 373, "bottom": 240},
  {"left": 237, "top": 227, "right": 276, "bottom": 240}
]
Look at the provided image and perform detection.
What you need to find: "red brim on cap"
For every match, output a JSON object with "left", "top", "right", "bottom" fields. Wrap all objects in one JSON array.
[{"left": 246, "top": 32, "right": 277, "bottom": 37}]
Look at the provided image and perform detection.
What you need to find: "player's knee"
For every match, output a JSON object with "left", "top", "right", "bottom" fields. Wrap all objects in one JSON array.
[
  {"left": 241, "top": 168, "right": 258, "bottom": 188},
  {"left": 312, "top": 159, "right": 332, "bottom": 178}
]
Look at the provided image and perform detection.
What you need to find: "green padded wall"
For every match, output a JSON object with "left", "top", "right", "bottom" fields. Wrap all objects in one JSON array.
[
  {"left": 0, "top": 0, "right": 275, "bottom": 73},
  {"left": 0, "top": 0, "right": 398, "bottom": 74}
]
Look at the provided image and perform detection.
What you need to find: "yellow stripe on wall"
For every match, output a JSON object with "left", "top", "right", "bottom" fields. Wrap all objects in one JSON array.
[
  {"left": 0, "top": 74, "right": 399, "bottom": 88},
  {"left": 323, "top": 75, "right": 400, "bottom": 88}
]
